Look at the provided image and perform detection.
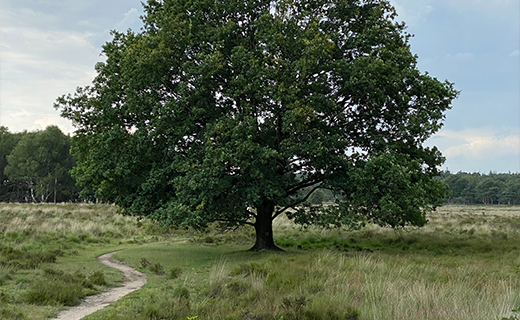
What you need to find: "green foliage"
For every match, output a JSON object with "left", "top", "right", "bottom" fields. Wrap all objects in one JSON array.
[
  {"left": 169, "top": 267, "right": 182, "bottom": 279},
  {"left": 173, "top": 286, "right": 190, "bottom": 300},
  {"left": 3, "top": 126, "right": 78, "bottom": 203},
  {"left": 0, "top": 127, "right": 25, "bottom": 202},
  {"left": 149, "top": 262, "right": 165, "bottom": 275},
  {"left": 140, "top": 258, "right": 150, "bottom": 269},
  {"left": 439, "top": 171, "right": 520, "bottom": 205},
  {"left": 0, "top": 203, "right": 172, "bottom": 319},
  {"left": 0, "top": 305, "right": 26, "bottom": 320},
  {"left": 23, "top": 268, "right": 98, "bottom": 306},
  {"left": 27, "top": 204, "right": 512, "bottom": 320},
  {"left": 0, "top": 246, "right": 58, "bottom": 269},
  {"left": 89, "top": 271, "right": 107, "bottom": 286},
  {"left": 57, "top": 0, "right": 457, "bottom": 250},
  {"left": 502, "top": 308, "right": 520, "bottom": 320},
  {"left": 306, "top": 189, "right": 328, "bottom": 205}
]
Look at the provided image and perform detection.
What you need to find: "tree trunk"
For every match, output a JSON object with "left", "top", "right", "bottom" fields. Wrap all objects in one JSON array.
[
  {"left": 54, "top": 176, "right": 58, "bottom": 204},
  {"left": 249, "top": 199, "right": 282, "bottom": 251}
]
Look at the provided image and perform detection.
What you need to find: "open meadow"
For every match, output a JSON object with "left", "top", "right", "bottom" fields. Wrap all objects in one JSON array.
[{"left": 0, "top": 203, "right": 519, "bottom": 320}]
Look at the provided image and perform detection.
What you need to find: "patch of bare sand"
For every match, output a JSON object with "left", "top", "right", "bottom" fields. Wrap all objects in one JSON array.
[{"left": 49, "top": 252, "right": 146, "bottom": 320}]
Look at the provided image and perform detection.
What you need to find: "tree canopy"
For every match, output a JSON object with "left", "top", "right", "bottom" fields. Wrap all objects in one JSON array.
[
  {"left": 57, "top": 0, "right": 458, "bottom": 250},
  {"left": 2, "top": 126, "right": 76, "bottom": 203},
  {"left": 439, "top": 171, "right": 520, "bottom": 205}
]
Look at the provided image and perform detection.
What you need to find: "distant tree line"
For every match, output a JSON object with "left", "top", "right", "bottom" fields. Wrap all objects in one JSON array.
[
  {"left": 1, "top": 125, "right": 518, "bottom": 205},
  {"left": 297, "top": 170, "right": 520, "bottom": 206},
  {"left": 0, "top": 126, "right": 80, "bottom": 203},
  {"left": 437, "top": 171, "right": 520, "bottom": 205}
]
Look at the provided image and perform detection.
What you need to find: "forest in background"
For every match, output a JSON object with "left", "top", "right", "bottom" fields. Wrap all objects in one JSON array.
[
  {"left": 0, "top": 126, "right": 518, "bottom": 205},
  {"left": 0, "top": 126, "right": 80, "bottom": 203},
  {"left": 438, "top": 171, "right": 519, "bottom": 205}
]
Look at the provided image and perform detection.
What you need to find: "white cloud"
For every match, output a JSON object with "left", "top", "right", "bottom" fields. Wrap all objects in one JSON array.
[
  {"left": 435, "top": 127, "right": 520, "bottom": 158},
  {"left": 444, "top": 52, "right": 476, "bottom": 62},
  {"left": 33, "top": 115, "right": 74, "bottom": 134},
  {"left": 0, "top": 0, "right": 145, "bottom": 134},
  {"left": 115, "top": 8, "right": 140, "bottom": 31},
  {"left": 424, "top": 5, "right": 435, "bottom": 15},
  {"left": 389, "top": 1, "right": 435, "bottom": 26},
  {"left": 509, "top": 50, "right": 520, "bottom": 57},
  {"left": 0, "top": 25, "right": 99, "bottom": 133},
  {"left": 446, "top": 0, "right": 518, "bottom": 12},
  {"left": 1, "top": 26, "right": 97, "bottom": 66}
]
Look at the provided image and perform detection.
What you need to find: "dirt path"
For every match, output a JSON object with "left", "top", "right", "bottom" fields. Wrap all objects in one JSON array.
[{"left": 49, "top": 252, "right": 147, "bottom": 320}]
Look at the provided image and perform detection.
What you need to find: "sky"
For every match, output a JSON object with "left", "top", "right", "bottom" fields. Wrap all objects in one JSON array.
[{"left": 0, "top": 0, "right": 519, "bottom": 173}]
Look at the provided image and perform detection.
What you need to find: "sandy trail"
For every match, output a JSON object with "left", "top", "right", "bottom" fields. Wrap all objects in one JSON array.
[{"left": 49, "top": 251, "right": 147, "bottom": 320}]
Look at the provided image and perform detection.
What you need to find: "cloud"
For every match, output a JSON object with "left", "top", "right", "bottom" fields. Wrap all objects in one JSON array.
[
  {"left": 509, "top": 50, "right": 520, "bottom": 57},
  {"left": 446, "top": 0, "right": 518, "bottom": 12},
  {"left": 389, "top": 1, "right": 435, "bottom": 26},
  {"left": 0, "top": 0, "right": 145, "bottom": 134},
  {"left": 1, "top": 26, "right": 97, "bottom": 66},
  {"left": 425, "top": 126, "right": 520, "bottom": 172},
  {"left": 444, "top": 52, "right": 476, "bottom": 62},
  {"left": 115, "top": 8, "right": 140, "bottom": 30},
  {"left": 33, "top": 115, "right": 74, "bottom": 134},
  {"left": 0, "top": 25, "right": 98, "bottom": 134},
  {"left": 435, "top": 127, "right": 520, "bottom": 158}
]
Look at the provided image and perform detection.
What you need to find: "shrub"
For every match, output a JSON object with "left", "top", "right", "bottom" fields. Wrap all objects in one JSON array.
[
  {"left": 24, "top": 278, "right": 84, "bottom": 306},
  {"left": 149, "top": 262, "right": 165, "bottom": 275},
  {"left": 169, "top": 267, "right": 182, "bottom": 279},
  {"left": 173, "top": 286, "right": 190, "bottom": 300},
  {"left": 23, "top": 268, "right": 97, "bottom": 306},
  {"left": 140, "top": 258, "right": 150, "bottom": 268},
  {"left": 89, "top": 271, "right": 106, "bottom": 286},
  {"left": 0, "top": 305, "right": 26, "bottom": 320}
]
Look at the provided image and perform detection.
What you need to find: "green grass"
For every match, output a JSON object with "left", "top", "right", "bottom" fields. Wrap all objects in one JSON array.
[
  {"left": 0, "top": 203, "right": 169, "bottom": 319},
  {"left": 82, "top": 242, "right": 519, "bottom": 320},
  {"left": 1, "top": 203, "right": 520, "bottom": 319}
]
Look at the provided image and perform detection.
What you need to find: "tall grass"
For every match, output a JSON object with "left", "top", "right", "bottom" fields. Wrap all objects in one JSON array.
[
  {"left": 87, "top": 245, "right": 520, "bottom": 320},
  {"left": 0, "top": 203, "right": 166, "bottom": 320},
  {"left": 1, "top": 203, "right": 520, "bottom": 320},
  {"left": 0, "top": 203, "right": 164, "bottom": 242},
  {"left": 83, "top": 205, "right": 520, "bottom": 320}
]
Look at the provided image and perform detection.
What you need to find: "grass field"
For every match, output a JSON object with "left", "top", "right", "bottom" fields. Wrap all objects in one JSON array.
[{"left": 0, "top": 203, "right": 519, "bottom": 319}]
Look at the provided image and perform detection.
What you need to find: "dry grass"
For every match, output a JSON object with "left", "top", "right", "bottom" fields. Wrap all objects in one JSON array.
[
  {"left": 1, "top": 203, "right": 519, "bottom": 320},
  {"left": 0, "top": 203, "right": 170, "bottom": 320},
  {"left": 84, "top": 205, "right": 520, "bottom": 320},
  {"left": 0, "top": 203, "right": 169, "bottom": 248},
  {"left": 2, "top": 203, "right": 131, "bottom": 235},
  {"left": 185, "top": 248, "right": 519, "bottom": 319}
]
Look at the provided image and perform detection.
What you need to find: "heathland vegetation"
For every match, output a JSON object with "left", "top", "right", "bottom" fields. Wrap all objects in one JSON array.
[
  {"left": 0, "top": 203, "right": 519, "bottom": 320},
  {"left": 1, "top": 0, "right": 518, "bottom": 318},
  {"left": 1, "top": 126, "right": 518, "bottom": 319}
]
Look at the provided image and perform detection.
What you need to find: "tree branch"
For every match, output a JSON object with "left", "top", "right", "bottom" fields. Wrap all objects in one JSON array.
[
  {"left": 286, "top": 177, "right": 323, "bottom": 196},
  {"left": 213, "top": 218, "right": 255, "bottom": 227},
  {"left": 273, "top": 183, "right": 323, "bottom": 220}
]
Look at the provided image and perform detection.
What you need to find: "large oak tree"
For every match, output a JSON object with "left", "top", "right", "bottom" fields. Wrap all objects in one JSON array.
[{"left": 57, "top": 0, "right": 458, "bottom": 250}]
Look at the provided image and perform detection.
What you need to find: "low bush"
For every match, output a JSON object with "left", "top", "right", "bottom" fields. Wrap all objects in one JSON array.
[
  {"left": 0, "top": 246, "right": 58, "bottom": 269},
  {"left": 23, "top": 268, "right": 105, "bottom": 306},
  {"left": 89, "top": 271, "right": 106, "bottom": 286},
  {"left": 149, "top": 262, "right": 165, "bottom": 275},
  {"left": 25, "top": 277, "right": 84, "bottom": 306},
  {"left": 0, "top": 305, "right": 26, "bottom": 320},
  {"left": 168, "top": 267, "right": 182, "bottom": 279}
]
